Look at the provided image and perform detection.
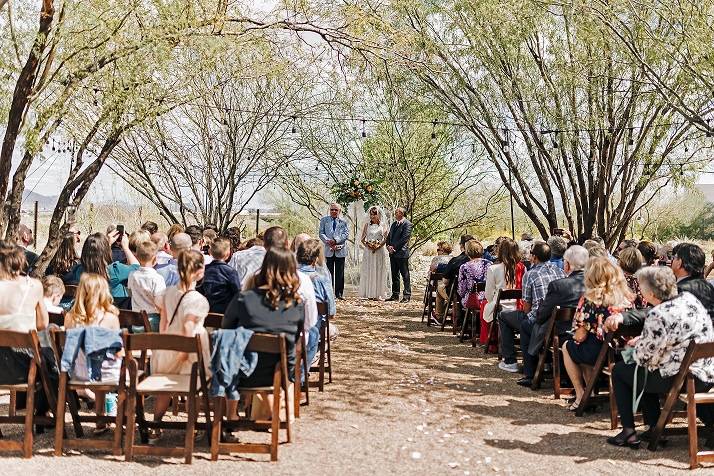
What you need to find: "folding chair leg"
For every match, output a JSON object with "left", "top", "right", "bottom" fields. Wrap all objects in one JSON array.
[
  {"left": 112, "top": 388, "right": 126, "bottom": 456},
  {"left": 294, "top": 347, "right": 302, "bottom": 418},
  {"left": 318, "top": 337, "right": 326, "bottom": 392},
  {"left": 54, "top": 374, "right": 67, "bottom": 456},
  {"left": 210, "top": 398, "right": 223, "bottom": 461},
  {"left": 23, "top": 367, "right": 36, "bottom": 459},
  {"left": 553, "top": 336, "right": 561, "bottom": 399},
  {"left": 124, "top": 392, "right": 137, "bottom": 462},
  {"left": 271, "top": 389, "right": 280, "bottom": 461},
  {"left": 609, "top": 363, "right": 618, "bottom": 430},
  {"left": 687, "top": 379, "right": 699, "bottom": 469},
  {"left": 66, "top": 391, "right": 84, "bottom": 437},
  {"left": 459, "top": 309, "right": 470, "bottom": 342},
  {"left": 9, "top": 390, "right": 16, "bottom": 417}
]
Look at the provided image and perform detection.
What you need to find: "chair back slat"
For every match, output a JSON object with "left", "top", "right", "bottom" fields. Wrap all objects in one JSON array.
[
  {"left": 476, "top": 281, "right": 486, "bottom": 293},
  {"left": 49, "top": 311, "right": 65, "bottom": 326},
  {"left": 63, "top": 285, "right": 78, "bottom": 299},
  {"left": 126, "top": 333, "right": 200, "bottom": 353},
  {"left": 0, "top": 329, "right": 38, "bottom": 349},
  {"left": 554, "top": 307, "right": 576, "bottom": 322},
  {"left": 118, "top": 309, "right": 151, "bottom": 331},
  {"left": 429, "top": 272, "right": 443, "bottom": 283},
  {"left": 316, "top": 301, "right": 328, "bottom": 316},
  {"left": 205, "top": 313, "right": 223, "bottom": 329},
  {"left": 495, "top": 288, "right": 522, "bottom": 304},
  {"left": 244, "top": 333, "right": 284, "bottom": 354},
  {"left": 692, "top": 341, "right": 714, "bottom": 361}
]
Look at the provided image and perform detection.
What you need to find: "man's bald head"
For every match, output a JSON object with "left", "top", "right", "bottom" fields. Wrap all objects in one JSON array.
[{"left": 169, "top": 232, "right": 192, "bottom": 257}]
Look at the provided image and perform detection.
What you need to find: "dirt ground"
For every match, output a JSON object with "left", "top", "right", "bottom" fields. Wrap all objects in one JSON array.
[{"left": 0, "top": 286, "right": 712, "bottom": 475}]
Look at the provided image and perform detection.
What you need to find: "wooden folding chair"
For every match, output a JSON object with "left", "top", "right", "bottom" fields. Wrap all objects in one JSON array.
[
  {"left": 485, "top": 289, "right": 522, "bottom": 355},
  {"left": 647, "top": 341, "right": 714, "bottom": 468},
  {"left": 440, "top": 280, "right": 458, "bottom": 332},
  {"left": 123, "top": 333, "right": 211, "bottom": 464},
  {"left": 52, "top": 328, "right": 128, "bottom": 456},
  {"left": 460, "top": 281, "right": 486, "bottom": 343},
  {"left": 576, "top": 323, "right": 643, "bottom": 422},
  {"left": 210, "top": 332, "right": 291, "bottom": 462},
  {"left": 531, "top": 307, "right": 576, "bottom": 395},
  {"left": 309, "top": 301, "right": 333, "bottom": 392},
  {"left": 425, "top": 273, "right": 443, "bottom": 327},
  {"left": 118, "top": 310, "right": 152, "bottom": 371},
  {"left": 0, "top": 329, "right": 56, "bottom": 458}
]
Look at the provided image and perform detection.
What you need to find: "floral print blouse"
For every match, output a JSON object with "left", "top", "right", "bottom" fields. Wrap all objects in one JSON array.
[
  {"left": 625, "top": 273, "right": 647, "bottom": 309},
  {"left": 634, "top": 292, "right": 714, "bottom": 382},
  {"left": 458, "top": 258, "right": 491, "bottom": 307},
  {"left": 571, "top": 296, "right": 630, "bottom": 340}
]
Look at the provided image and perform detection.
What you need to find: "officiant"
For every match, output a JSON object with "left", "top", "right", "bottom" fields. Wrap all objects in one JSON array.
[
  {"left": 319, "top": 202, "right": 349, "bottom": 300},
  {"left": 386, "top": 207, "right": 413, "bottom": 303}
]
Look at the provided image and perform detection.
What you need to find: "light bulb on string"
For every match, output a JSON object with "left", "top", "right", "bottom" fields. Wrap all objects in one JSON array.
[
  {"left": 291, "top": 116, "right": 297, "bottom": 134},
  {"left": 431, "top": 121, "right": 437, "bottom": 141},
  {"left": 552, "top": 131, "right": 559, "bottom": 149},
  {"left": 628, "top": 128, "right": 634, "bottom": 146},
  {"left": 361, "top": 119, "right": 367, "bottom": 138},
  {"left": 707, "top": 120, "right": 712, "bottom": 138},
  {"left": 52, "top": 139, "right": 56, "bottom": 152}
]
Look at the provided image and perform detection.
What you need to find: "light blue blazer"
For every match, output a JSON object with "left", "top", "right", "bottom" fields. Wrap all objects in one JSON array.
[{"left": 319, "top": 216, "right": 349, "bottom": 258}]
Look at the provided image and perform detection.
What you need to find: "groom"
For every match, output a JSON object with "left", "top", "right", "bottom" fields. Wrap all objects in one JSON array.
[
  {"left": 386, "top": 207, "right": 412, "bottom": 303},
  {"left": 319, "top": 202, "right": 349, "bottom": 300}
]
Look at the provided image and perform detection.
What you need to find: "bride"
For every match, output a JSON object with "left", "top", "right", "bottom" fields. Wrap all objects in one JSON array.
[{"left": 358, "top": 206, "right": 389, "bottom": 300}]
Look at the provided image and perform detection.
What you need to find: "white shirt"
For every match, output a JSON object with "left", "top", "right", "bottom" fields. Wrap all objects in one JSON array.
[
  {"left": 229, "top": 246, "right": 267, "bottom": 284},
  {"left": 298, "top": 271, "right": 318, "bottom": 333},
  {"left": 156, "top": 250, "right": 173, "bottom": 266},
  {"left": 203, "top": 253, "right": 213, "bottom": 265},
  {"left": 127, "top": 266, "right": 166, "bottom": 314},
  {"left": 43, "top": 297, "right": 64, "bottom": 315}
]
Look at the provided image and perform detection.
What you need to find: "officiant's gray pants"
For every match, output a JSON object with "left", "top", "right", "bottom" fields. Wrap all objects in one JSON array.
[{"left": 390, "top": 256, "right": 411, "bottom": 298}]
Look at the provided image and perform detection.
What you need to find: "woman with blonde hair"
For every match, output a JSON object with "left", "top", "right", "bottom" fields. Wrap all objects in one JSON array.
[
  {"left": 563, "top": 257, "right": 634, "bottom": 410},
  {"left": 148, "top": 249, "right": 210, "bottom": 440},
  {"left": 65, "top": 273, "right": 121, "bottom": 431}
]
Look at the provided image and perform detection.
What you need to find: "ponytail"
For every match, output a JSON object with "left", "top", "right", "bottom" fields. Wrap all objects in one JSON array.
[{"left": 177, "top": 249, "right": 204, "bottom": 289}]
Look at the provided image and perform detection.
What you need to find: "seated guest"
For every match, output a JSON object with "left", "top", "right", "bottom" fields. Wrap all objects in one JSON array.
[
  {"left": 197, "top": 237, "right": 241, "bottom": 314},
  {"left": 457, "top": 240, "right": 490, "bottom": 308},
  {"left": 65, "top": 273, "right": 122, "bottom": 428},
  {"left": 429, "top": 241, "right": 453, "bottom": 274},
  {"left": 222, "top": 247, "right": 304, "bottom": 420},
  {"left": 185, "top": 224, "right": 212, "bottom": 265},
  {"left": 291, "top": 233, "right": 312, "bottom": 253},
  {"left": 156, "top": 232, "right": 192, "bottom": 286},
  {"left": 127, "top": 241, "right": 166, "bottom": 332},
  {"left": 0, "top": 240, "right": 52, "bottom": 416},
  {"left": 228, "top": 236, "right": 266, "bottom": 285},
  {"left": 128, "top": 230, "right": 150, "bottom": 254},
  {"left": 47, "top": 233, "right": 80, "bottom": 283},
  {"left": 562, "top": 257, "right": 633, "bottom": 410},
  {"left": 42, "top": 275, "right": 65, "bottom": 314},
  {"left": 16, "top": 224, "right": 38, "bottom": 273},
  {"left": 498, "top": 242, "right": 565, "bottom": 373},
  {"left": 482, "top": 238, "right": 525, "bottom": 345},
  {"left": 224, "top": 226, "right": 242, "bottom": 255},
  {"left": 67, "top": 231, "right": 139, "bottom": 309},
  {"left": 588, "top": 245, "right": 608, "bottom": 258},
  {"left": 106, "top": 224, "right": 126, "bottom": 264},
  {"left": 547, "top": 235, "right": 568, "bottom": 270},
  {"left": 606, "top": 242, "right": 714, "bottom": 331},
  {"left": 518, "top": 245, "right": 588, "bottom": 387},
  {"left": 434, "top": 235, "right": 473, "bottom": 320},
  {"left": 614, "top": 239, "right": 638, "bottom": 257},
  {"left": 637, "top": 240, "right": 658, "bottom": 266},
  {"left": 166, "top": 223, "right": 183, "bottom": 242},
  {"left": 150, "top": 232, "right": 173, "bottom": 266},
  {"left": 607, "top": 266, "right": 714, "bottom": 448},
  {"left": 202, "top": 229, "right": 218, "bottom": 255},
  {"left": 296, "top": 239, "right": 336, "bottom": 366},
  {"left": 581, "top": 239, "right": 599, "bottom": 253},
  {"left": 618, "top": 246, "right": 646, "bottom": 309},
  {"left": 140, "top": 221, "right": 159, "bottom": 235},
  {"left": 149, "top": 250, "right": 210, "bottom": 440}
]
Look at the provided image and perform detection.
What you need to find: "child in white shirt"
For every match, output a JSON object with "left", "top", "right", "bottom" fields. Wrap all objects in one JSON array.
[
  {"left": 42, "top": 275, "right": 65, "bottom": 315},
  {"left": 127, "top": 241, "right": 165, "bottom": 332}
]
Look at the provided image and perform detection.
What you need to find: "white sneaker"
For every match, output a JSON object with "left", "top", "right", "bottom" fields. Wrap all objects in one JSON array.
[{"left": 498, "top": 361, "right": 519, "bottom": 373}]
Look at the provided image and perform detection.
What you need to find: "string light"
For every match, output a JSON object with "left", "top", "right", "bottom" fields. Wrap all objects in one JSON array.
[
  {"left": 361, "top": 119, "right": 366, "bottom": 138},
  {"left": 431, "top": 121, "right": 437, "bottom": 141}
]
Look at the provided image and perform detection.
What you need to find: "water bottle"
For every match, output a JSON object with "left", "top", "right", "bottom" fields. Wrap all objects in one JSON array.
[{"left": 105, "top": 392, "right": 118, "bottom": 417}]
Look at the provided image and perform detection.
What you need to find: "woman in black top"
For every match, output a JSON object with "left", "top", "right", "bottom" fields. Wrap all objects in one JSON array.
[{"left": 222, "top": 246, "right": 304, "bottom": 387}]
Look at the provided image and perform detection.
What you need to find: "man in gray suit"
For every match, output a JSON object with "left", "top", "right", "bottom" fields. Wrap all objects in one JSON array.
[
  {"left": 318, "top": 202, "right": 349, "bottom": 299},
  {"left": 386, "top": 207, "right": 413, "bottom": 302}
]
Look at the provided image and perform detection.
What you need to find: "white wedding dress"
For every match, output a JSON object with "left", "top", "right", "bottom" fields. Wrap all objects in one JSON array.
[{"left": 359, "top": 223, "right": 389, "bottom": 299}]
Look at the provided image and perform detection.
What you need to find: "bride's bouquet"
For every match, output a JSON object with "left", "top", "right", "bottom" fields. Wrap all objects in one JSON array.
[{"left": 366, "top": 239, "right": 382, "bottom": 251}]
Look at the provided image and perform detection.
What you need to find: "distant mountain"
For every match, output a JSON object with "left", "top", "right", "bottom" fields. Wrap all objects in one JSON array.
[{"left": 21, "top": 191, "right": 58, "bottom": 211}]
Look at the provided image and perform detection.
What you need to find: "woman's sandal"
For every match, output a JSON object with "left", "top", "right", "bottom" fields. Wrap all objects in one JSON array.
[
  {"left": 606, "top": 429, "right": 641, "bottom": 449},
  {"left": 567, "top": 401, "right": 580, "bottom": 411}
]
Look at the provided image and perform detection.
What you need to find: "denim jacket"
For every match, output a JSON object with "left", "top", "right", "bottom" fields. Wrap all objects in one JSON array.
[
  {"left": 60, "top": 327, "right": 123, "bottom": 381},
  {"left": 210, "top": 327, "right": 258, "bottom": 400}
]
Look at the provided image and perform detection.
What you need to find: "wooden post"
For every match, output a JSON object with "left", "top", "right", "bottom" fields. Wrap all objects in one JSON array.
[
  {"left": 255, "top": 209, "right": 260, "bottom": 236},
  {"left": 33, "top": 201, "right": 38, "bottom": 250}
]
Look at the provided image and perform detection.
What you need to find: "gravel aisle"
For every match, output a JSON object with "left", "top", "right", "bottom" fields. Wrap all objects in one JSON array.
[{"left": 0, "top": 289, "right": 710, "bottom": 474}]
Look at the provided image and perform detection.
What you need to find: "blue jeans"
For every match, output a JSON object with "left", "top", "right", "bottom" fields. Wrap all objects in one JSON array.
[
  {"left": 302, "top": 319, "right": 323, "bottom": 383},
  {"left": 520, "top": 318, "right": 536, "bottom": 378}
]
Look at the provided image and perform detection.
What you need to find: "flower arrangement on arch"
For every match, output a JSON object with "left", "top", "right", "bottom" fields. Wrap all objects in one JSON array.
[{"left": 331, "top": 176, "right": 381, "bottom": 211}]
